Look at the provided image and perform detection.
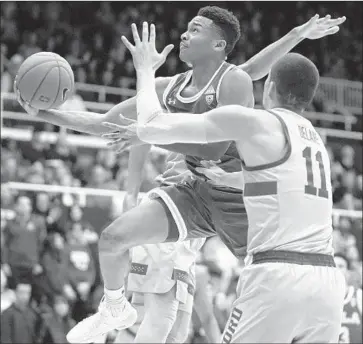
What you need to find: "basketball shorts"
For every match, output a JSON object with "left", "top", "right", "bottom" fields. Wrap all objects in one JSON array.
[
  {"left": 145, "top": 175, "right": 248, "bottom": 258},
  {"left": 221, "top": 251, "right": 346, "bottom": 343}
]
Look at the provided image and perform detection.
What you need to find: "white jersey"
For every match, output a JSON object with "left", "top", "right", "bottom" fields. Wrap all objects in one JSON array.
[{"left": 242, "top": 108, "right": 334, "bottom": 258}]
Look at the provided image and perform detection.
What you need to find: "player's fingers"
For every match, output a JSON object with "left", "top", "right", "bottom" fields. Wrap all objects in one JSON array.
[
  {"left": 149, "top": 23, "right": 156, "bottom": 46},
  {"left": 106, "top": 138, "right": 125, "bottom": 146},
  {"left": 131, "top": 23, "right": 141, "bottom": 45},
  {"left": 102, "top": 132, "right": 124, "bottom": 139},
  {"left": 142, "top": 21, "right": 149, "bottom": 43},
  {"left": 325, "top": 26, "right": 340, "bottom": 36},
  {"left": 327, "top": 16, "right": 346, "bottom": 26},
  {"left": 161, "top": 44, "right": 174, "bottom": 59},
  {"left": 102, "top": 122, "right": 124, "bottom": 131},
  {"left": 310, "top": 14, "right": 319, "bottom": 23},
  {"left": 116, "top": 142, "right": 132, "bottom": 154},
  {"left": 317, "top": 14, "right": 330, "bottom": 24},
  {"left": 119, "top": 114, "right": 136, "bottom": 125},
  {"left": 121, "top": 36, "right": 135, "bottom": 52}
]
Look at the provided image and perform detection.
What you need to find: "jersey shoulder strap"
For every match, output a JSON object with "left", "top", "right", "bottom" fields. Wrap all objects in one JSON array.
[
  {"left": 215, "top": 63, "right": 236, "bottom": 103},
  {"left": 162, "top": 72, "right": 190, "bottom": 109}
]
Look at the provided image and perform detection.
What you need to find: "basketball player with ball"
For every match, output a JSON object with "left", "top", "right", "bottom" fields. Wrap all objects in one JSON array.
[{"left": 15, "top": 12, "right": 346, "bottom": 343}]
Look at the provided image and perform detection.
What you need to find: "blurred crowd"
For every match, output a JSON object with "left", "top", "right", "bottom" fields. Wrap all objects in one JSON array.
[
  {"left": 1, "top": 1, "right": 362, "bottom": 97},
  {"left": 1, "top": 1, "right": 362, "bottom": 343}
]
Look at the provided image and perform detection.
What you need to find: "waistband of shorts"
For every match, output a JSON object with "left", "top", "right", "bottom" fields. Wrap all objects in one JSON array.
[{"left": 252, "top": 250, "right": 336, "bottom": 267}]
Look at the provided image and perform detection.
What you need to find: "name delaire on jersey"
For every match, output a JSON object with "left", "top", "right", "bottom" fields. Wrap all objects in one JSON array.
[{"left": 298, "top": 124, "right": 320, "bottom": 144}]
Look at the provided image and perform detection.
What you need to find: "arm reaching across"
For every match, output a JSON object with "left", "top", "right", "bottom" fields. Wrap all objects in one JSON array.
[
  {"left": 14, "top": 77, "right": 171, "bottom": 135},
  {"left": 240, "top": 14, "right": 346, "bottom": 80},
  {"left": 196, "top": 164, "right": 245, "bottom": 190}
]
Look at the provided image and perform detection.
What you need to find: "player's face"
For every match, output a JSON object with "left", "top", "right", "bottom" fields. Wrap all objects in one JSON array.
[
  {"left": 334, "top": 256, "right": 348, "bottom": 279},
  {"left": 179, "top": 16, "right": 223, "bottom": 64}
]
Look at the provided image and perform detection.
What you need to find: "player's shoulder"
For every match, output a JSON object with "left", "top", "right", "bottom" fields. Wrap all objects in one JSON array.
[
  {"left": 218, "top": 66, "right": 254, "bottom": 106},
  {"left": 222, "top": 67, "right": 253, "bottom": 89}
]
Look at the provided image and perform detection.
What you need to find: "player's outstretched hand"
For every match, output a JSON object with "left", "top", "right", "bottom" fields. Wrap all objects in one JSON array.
[
  {"left": 121, "top": 22, "right": 174, "bottom": 72},
  {"left": 13, "top": 77, "right": 39, "bottom": 116},
  {"left": 102, "top": 117, "right": 145, "bottom": 154},
  {"left": 297, "top": 14, "right": 346, "bottom": 40}
]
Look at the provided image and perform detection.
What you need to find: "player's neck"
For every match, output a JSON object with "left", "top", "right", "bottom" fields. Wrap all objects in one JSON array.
[{"left": 190, "top": 58, "right": 225, "bottom": 90}]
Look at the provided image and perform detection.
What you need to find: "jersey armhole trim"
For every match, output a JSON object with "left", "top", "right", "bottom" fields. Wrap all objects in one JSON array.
[
  {"left": 162, "top": 74, "right": 181, "bottom": 111},
  {"left": 241, "top": 109, "right": 292, "bottom": 171},
  {"left": 216, "top": 64, "right": 236, "bottom": 104}
]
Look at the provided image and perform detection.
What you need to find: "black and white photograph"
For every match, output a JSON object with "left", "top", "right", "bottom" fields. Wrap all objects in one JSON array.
[{"left": 0, "top": 1, "right": 362, "bottom": 343}]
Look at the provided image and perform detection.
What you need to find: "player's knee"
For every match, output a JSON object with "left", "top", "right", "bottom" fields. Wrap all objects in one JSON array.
[{"left": 99, "top": 216, "right": 138, "bottom": 254}]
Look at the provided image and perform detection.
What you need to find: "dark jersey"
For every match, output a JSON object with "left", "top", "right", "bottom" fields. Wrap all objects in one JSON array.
[{"left": 160, "top": 62, "right": 243, "bottom": 185}]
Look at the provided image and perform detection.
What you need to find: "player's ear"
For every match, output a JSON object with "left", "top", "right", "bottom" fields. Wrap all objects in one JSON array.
[
  {"left": 214, "top": 39, "right": 227, "bottom": 52},
  {"left": 268, "top": 81, "right": 277, "bottom": 99}
]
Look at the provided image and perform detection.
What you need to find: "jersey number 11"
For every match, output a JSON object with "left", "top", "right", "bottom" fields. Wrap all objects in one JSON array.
[{"left": 302, "top": 146, "right": 329, "bottom": 199}]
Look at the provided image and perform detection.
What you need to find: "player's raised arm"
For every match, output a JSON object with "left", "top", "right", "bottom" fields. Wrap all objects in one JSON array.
[{"left": 240, "top": 14, "right": 346, "bottom": 80}]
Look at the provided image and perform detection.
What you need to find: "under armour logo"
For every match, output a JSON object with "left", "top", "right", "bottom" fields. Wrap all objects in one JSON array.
[{"left": 168, "top": 98, "right": 176, "bottom": 105}]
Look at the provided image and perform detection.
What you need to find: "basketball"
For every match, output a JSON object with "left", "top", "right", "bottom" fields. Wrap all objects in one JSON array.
[{"left": 15, "top": 52, "right": 74, "bottom": 110}]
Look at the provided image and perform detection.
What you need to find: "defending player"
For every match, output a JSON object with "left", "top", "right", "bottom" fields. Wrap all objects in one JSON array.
[
  {"left": 110, "top": 23, "right": 346, "bottom": 342},
  {"left": 334, "top": 253, "right": 362, "bottom": 344},
  {"left": 15, "top": 9, "right": 346, "bottom": 343}
]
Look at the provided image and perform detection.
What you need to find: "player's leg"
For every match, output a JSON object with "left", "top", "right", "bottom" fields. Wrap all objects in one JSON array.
[
  {"left": 134, "top": 288, "right": 179, "bottom": 343},
  {"left": 221, "top": 264, "right": 299, "bottom": 343},
  {"left": 166, "top": 309, "right": 192, "bottom": 343},
  {"left": 67, "top": 198, "right": 177, "bottom": 343},
  {"left": 293, "top": 266, "right": 345, "bottom": 343},
  {"left": 99, "top": 198, "right": 174, "bottom": 290}
]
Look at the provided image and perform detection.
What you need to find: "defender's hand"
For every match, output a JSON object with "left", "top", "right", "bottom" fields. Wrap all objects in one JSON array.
[
  {"left": 102, "top": 117, "right": 145, "bottom": 154},
  {"left": 14, "top": 77, "right": 39, "bottom": 116},
  {"left": 297, "top": 14, "right": 346, "bottom": 40},
  {"left": 121, "top": 22, "right": 174, "bottom": 72}
]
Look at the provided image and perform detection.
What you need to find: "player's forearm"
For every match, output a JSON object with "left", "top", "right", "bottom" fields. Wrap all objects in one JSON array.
[
  {"left": 155, "top": 142, "right": 229, "bottom": 161},
  {"left": 37, "top": 109, "right": 107, "bottom": 135},
  {"left": 240, "top": 28, "right": 303, "bottom": 81},
  {"left": 37, "top": 96, "right": 138, "bottom": 135},
  {"left": 202, "top": 315, "right": 222, "bottom": 343},
  {"left": 125, "top": 144, "right": 151, "bottom": 197}
]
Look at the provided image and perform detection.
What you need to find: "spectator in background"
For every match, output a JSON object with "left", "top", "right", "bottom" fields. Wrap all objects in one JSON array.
[
  {"left": 37, "top": 232, "right": 76, "bottom": 305},
  {"left": 67, "top": 220, "right": 96, "bottom": 322},
  {"left": 333, "top": 217, "right": 360, "bottom": 265},
  {"left": 1, "top": 53, "right": 23, "bottom": 93},
  {"left": 1, "top": 282, "right": 40, "bottom": 344},
  {"left": 20, "top": 130, "right": 48, "bottom": 164},
  {"left": 45, "top": 131, "right": 77, "bottom": 166},
  {"left": 1, "top": 269, "right": 16, "bottom": 313},
  {"left": 334, "top": 253, "right": 362, "bottom": 344},
  {"left": 1, "top": 156, "right": 19, "bottom": 183},
  {"left": 340, "top": 145, "right": 356, "bottom": 174},
  {"left": 0, "top": 185, "right": 16, "bottom": 212},
  {"left": 41, "top": 295, "right": 76, "bottom": 344},
  {"left": 2, "top": 195, "right": 46, "bottom": 287},
  {"left": 19, "top": 31, "right": 41, "bottom": 58},
  {"left": 33, "top": 192, "right": 51, "bottom": 218}
]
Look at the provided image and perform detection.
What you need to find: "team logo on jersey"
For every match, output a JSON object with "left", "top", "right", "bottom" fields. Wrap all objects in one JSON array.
[
  {"left": 168, "top": 98, "right": 176, "bottom": 105},
  {"left": 205, "top": 85, "right": 215, "bottom": 105}
]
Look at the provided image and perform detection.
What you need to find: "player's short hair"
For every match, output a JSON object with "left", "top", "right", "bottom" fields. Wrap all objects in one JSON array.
[
  {"left": 198, "top": 6, "right": 240, "bottom": 55},
  {"left": 334, "top": 252, "right": 351, "bottom": 270},
  {"left": 270, "top": 53, "right": 319, "bottom": 110}
]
